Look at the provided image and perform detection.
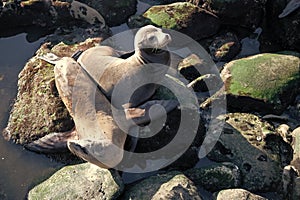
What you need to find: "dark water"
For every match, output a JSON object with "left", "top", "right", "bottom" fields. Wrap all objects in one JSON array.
[{"left": 0, "top": 34, "right": 63, "bottom": 200}]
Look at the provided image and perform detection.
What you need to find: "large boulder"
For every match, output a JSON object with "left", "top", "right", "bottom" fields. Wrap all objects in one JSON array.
[
  {"left": 27, "top": 163, "right": 124, "bottom": 199},
  {"left": 221, "top": 52, "right": 300, "bottom": 114},
  {"left": 207, "top": 113, "right": 293, "bottom": 192},
  {"left": 79, "top": 0, "right": 137, "bottom": 26},
  {"left": 214, "top": 189, "right": 267, "bottom": 200},
  {"left": 0, "top": 0, "right": 108, "bottom": 30},
  {"left": 128, "top": 2, "right": 220, "bottom": 41},
  {"left": 184, "top": 162, "right": 241, "bottom": 192},
  {"left": 3, "top": 38, "right": 102, "bottom": 144},
  {"left": 205, "top": 0, "right": 267, "bottom": 29},
  {"left": 122, "top": 171, "right": 202, "bottom": 200}
]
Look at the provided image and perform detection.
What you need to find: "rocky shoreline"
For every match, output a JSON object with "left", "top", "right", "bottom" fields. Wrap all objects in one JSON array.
[{"left": 1, "top": 0, "right": 300, "bottom": 199}]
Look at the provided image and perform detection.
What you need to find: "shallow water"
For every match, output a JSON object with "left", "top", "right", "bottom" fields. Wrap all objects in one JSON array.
[{"left": 0, "top": 34, "right": 63, "bottom": 200}]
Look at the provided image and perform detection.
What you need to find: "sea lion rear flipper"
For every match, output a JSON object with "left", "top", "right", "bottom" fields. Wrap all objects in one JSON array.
[{"left": 25, "top": 129, "right": 77, "bottom": 153}]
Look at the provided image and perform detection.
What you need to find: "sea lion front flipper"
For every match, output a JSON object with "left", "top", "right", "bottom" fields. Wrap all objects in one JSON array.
[
  {"left": 125, "top": 100, "right": 178, "bottom": 125},
  {"left": 25, "top": 129, "right": 77, "bottom": 153}
]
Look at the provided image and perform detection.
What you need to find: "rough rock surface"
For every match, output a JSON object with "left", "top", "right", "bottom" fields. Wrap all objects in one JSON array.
[
  {"left": 122, "top": 171, "right": 202, "bottom": 200},
  {"left": 80, "top": 0, "right": 137, "bottom": 26},
  {"left": 291, "top": 127, "right": 300, "bottom": 171},
  {"left": 262, "top": 0, "right": 300, "bottom": 51},
  {"left": 3, "top": 38, "right": 102, "bottom": 144},
  {"left": 207, "top": 113, "right": 293, "bottom": 192},
  {"left": 185, "top": 162, "right": 241, "bottom": 192},
  {"left": 221, "top": 52, "right": 300, "bottom": 114},
  {"left": 206, "top": 0, "right": 267, "bottom": 29},
  {"left": 128, "top": 2, "right": 220, "bottom": 40},
  {"left": 215, "top": 189, "right": 267, "bottom": 200},
  {"left": 27, "top": 163, "right": 124, "bottom": 199}
]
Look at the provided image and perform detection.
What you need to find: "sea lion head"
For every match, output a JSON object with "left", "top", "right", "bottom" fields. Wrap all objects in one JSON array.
[
  {"left": 67, "top": 139, "right": 123, "bottom": 169},
  {"left": 134, "top": 25, "right": 172, "bottom": 52}
]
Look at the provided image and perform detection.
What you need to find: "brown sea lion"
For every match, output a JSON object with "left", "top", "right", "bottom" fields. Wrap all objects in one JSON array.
[{"left": 26, "top": 25, "right": 176, "bottom": 168}]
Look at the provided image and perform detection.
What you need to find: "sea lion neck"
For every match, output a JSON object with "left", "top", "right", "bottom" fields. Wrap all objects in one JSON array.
[{"left": 133, "top": 48, "right": 171, "bottom": 65}]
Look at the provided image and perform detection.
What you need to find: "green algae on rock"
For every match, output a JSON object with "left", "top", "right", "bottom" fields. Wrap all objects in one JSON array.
[
  {"left": 122, "top": 171, "right": 202, "bottom": 200},
  {"left": 27, "top": 163, "right": 124, "bottom": 200},
  {"left": 221, "top": 52, "right": 300, "bottom": 113},
  {"left": 207, "top": 113, "right": 293, "bottom": 192},
  {"left": 131, "top": 2, "right": 220, "bottom": 40},
  {"left": 185, "top": 162, "right": 241, "bottom": 192},
  {"left": 3, "top": 38, "right": 102, "bottom": 144}
]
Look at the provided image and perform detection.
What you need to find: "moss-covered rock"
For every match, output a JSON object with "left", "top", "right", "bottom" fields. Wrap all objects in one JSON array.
[
  {"left": 221, "top": 52, "right": 300, "bottom": 114},
  {"left": 185, "top": 162, "right": 241, "bottom": 192},
  {"left": 128, "top": 2, "right": 220, "bottom": 40},
  {"left": 214, "top": 189, "right": 267, "bottom": 200},
  {"left": 122, "top": 171, "right": 202, "bottom": 200},
  {"left": 27, "top": 163, "right": 124, "bottom": 199},
  {"left": 3, "top": 38, "right": 102, "bottom": 144},
  {"left": 207, "top": 113, "right": 293, "bottom": 192}
]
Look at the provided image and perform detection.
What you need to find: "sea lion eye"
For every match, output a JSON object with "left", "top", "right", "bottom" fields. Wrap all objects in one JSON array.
[{"left": 148, "top": 35, "right": 156, "bottom": 41}]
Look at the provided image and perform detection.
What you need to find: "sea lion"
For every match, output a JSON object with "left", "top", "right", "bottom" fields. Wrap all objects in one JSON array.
[{"left": 26, "top": 25, "right": 177, "bottom": 168}]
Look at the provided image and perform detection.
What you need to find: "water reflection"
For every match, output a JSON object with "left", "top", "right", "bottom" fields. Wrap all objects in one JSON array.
[{"left": 0, "top": 33, "right": 62, "bottom": 200}]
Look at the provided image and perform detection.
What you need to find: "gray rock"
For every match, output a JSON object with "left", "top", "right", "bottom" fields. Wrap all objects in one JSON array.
[
  {"left": 291, "top": 127, "right": 300, "bottom": 171},
  {"left": 209, "top": 32, "right": 241, "bottom": 62},
  {"left": 206, "top": 0, "right": 267, "bottom": 29},
  {"left": 79, "top": 0, "right": 137, "bottom": 26},
  {"left": 282, "top": 165, "right": 300, "bottom": 200},
  {"left": 207, "top": 113, "right": 293, "bottom": 192},
  {"left": 262, "top": 0, "right": 300, "bottom": 51},
  {"left": 185, "top": 162, "right": 241, "bottom": 192},
  {"left": 214, "top": 189, "right": 267, "bottom": 200},
  {"left": 122, "top": 171, "right": 202, "bottom": 200},
  {"left": 28, "top": 163, "right": 124, "bottom": 200}
]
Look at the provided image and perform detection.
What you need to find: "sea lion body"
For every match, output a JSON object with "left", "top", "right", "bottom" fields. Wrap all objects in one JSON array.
[{"left": 26, "top": 25, "right": 175, "bottom": 168}]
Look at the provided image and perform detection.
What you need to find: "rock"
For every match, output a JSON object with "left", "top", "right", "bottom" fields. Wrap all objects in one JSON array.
[
  {"left": 207, "top": 113, "right": 293, "bottom": 192},
  {"left": 3, "top": 38, "right": 102, "bottom": 144},
  {"left": 177, "top": 53, "right": 223, "bottom": 92},
  {"left": 221, "top": 52, "right": 300, "bottom": 114},
  {"left": 282, "top": 165, "right": 300, "bottom": 200},
  {"left": 184, "top": 162, "right": 241, "bottom": 192},
  {"left": 0, "top": 0, "right": 108, "bottom": 31},
  {"left": 262, "top": 0, "right": 300, "bottom": 51},
  {"left": 0, "top": 186, "right": 6, "bottom": 200},
  {"left": 27, "top": 163, "right": 124, "bottom": 199},
  {"left": 214, "top": 189, "right": 267, "bottom": 200},
  {"left": 128, "top": 2, "right": 220, "bottom": 40},
  {"left": 291, "top": 127, "right": 300, "bottom": 171},
  {"left": 139, "top": 0, "right": 185, "bottom": 6},
  {"left": 206, "top": 0, "right": 267, "bottom": 29},
  {"left": 79, "top": 0, "right": 137, "bottom": 26},
  {"left": 209, "top": 32, "right": 241, "bottom": 62},
  {"left": 294, "top": 177, "right": 300, "bottom": 200},
  {"left": 122, "top": 171, "right": 202, "bottom": 200},
  {"left": 122, "top": 107, "right": 206, "bottom": 171}
]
